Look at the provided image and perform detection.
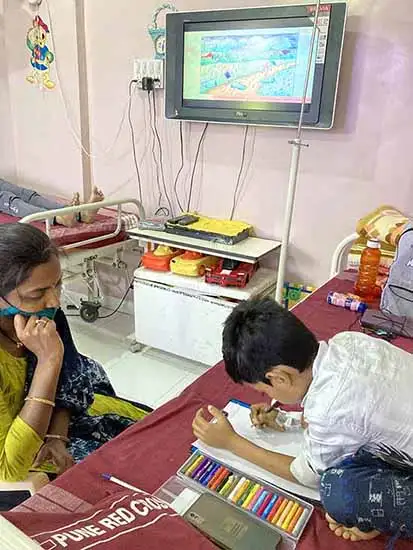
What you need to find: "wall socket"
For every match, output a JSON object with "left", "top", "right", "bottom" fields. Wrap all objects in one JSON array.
[{"left": 133, "top": 59, "right": 164, "bottom": 90}]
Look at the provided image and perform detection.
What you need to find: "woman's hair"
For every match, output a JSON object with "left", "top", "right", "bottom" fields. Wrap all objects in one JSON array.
[
  {"left": 0, "top": 224, "right": 58, "bottom": 297},
  {"left": 223, "top": 297, "right": 319, "bottom": 384}
]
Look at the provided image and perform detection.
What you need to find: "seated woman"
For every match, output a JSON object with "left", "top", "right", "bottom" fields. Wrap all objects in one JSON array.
[
  {"left": 0, "top": 223, "right": 151, "bottom": 481},
  {"left": 0, "top": 180, "right": 104, "bottom": 227}
]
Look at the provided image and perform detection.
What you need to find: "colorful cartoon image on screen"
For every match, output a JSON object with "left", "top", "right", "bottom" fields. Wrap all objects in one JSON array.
[{"left": 183, "top": 27, "right": 318, "bottom": 104}]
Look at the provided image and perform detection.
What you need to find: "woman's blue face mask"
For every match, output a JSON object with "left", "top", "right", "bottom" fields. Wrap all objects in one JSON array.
[{"left": 0, "top": 306, "right": 57, "bottom": 319}]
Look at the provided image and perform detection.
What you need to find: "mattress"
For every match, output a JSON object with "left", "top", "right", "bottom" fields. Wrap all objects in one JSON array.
[{"left": 0, "top": 211, "right": 138, "bottom": 249}]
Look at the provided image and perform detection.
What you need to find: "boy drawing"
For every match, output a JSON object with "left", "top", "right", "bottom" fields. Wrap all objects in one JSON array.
[{"left": 192, "top": 298, "right": 413, "bottom": 543}]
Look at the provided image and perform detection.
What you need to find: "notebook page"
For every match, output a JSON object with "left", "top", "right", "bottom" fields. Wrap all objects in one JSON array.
[{"left": 193, "top": 401, "right": 320, "bottom": 502}]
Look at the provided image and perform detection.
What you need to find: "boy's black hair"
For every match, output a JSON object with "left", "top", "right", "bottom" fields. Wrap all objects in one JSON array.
[{"left": 223, "top": 297, "right": 318, "bottom": 384}]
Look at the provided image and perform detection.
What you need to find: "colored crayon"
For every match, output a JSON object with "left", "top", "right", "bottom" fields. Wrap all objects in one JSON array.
[
  {"left": 282, "top": 502, "right": 300, "bottom": 531},
  {"left": 267, "top": 496, "right": 285, "bottom": 523},
  {"left": 182, "top": 453, "right": 202, "bottom": 475},
  {"left": 237, "top": 481, "right": 254, "bottom": 506},
  {"left": 287, "top": 506, "right": 304, "bottom": 534},
  {"left": 257, "top": 492, "right": 274, "bottom": 517},
  {"left": 193, "top": 459, "right": 212, "bottom": 481},
  {"left": 184, "top": 454, "right": 204, "bottom": 476},
  {"left": 221, "top": 475, "right": 239, "bottom": 498},
  {"left": 271, "top": 498, "right": 288, "bottom": 524},
  {"left": 216, "top": 472, "right": 232, "bottom": 493},
  {"left": 232, "top": 478, "right": 250, "bottom": 503},
  {"left": 228, "top": 477, "right": 247, "bottom": 502},
  {"left": 202, "top": 463, "right": 221, "bottom": 486},
  {"left": 247, "top": 487, "right": 265, "bottom": 511},
  {"left": 276, "top": 500, "right": 294, "bottom": 528},
  {"left": 262, "top": 494, "right": 279, "bottom": 520},
  {"left": 252, "top": 490, "right": 269, "bottom": 514},
  {"left": 242, "top": 484, "right": 261, "bottom": 509},
  {"left": 292, "top": 508, "right": 310, "bottom": 537},
  {"left": 198, "top": 462, "right": 216, "bottom": 485},
  {"left": 192, "top": 458, "right": 211, "bottom": 480},
  {"left": 209, "top": 467, "right": 229, "bottom": 490}
]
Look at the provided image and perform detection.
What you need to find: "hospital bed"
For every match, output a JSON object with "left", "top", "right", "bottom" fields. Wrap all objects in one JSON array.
[{"left": 14, "top": 198, "right": 146, "bottom": 322}]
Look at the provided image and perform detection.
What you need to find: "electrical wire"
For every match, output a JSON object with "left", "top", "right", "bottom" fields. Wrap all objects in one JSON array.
[
  {"left": 151, "top": 91, "right": 174, "bottom": 216},
  {"left": 98, "top": 284, "right": 133, "bottom": 320},
  {"left": 44, "top": 0, "right": 131, "bottom": 160},
  {"left": 127, "top": 80, "right": 143, "bottom": 203},
  {"left": 230, "top": 125, "right": 250, "bottom": 220},
  {"left": 173, "top": 122, "right": 186, "bottom": 213},
  {"left": 147, "top": 92, "right": 163, "bottom": 210},
  {"left": 187, "top": 123, "right": 209, "bottom": 212}
]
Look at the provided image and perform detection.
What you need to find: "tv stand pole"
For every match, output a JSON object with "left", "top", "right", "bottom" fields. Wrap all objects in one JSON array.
[{"left": 275, "top": 0, "right": 322, "bottom": 304}]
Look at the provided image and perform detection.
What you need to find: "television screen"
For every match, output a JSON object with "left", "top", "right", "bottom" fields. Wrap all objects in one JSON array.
[{"left": 166, "top": 4, "right": 347, "bottom": 129}]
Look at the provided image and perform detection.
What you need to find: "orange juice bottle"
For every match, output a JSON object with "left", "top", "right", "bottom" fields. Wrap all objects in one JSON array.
[{"left": 354, "top": 239, "right": 381, "bottom": 301}]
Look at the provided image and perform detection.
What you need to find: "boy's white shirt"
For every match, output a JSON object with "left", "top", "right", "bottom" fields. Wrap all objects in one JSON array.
[{"left": 290, "top": 332, "right": 413, "bottom": 488}]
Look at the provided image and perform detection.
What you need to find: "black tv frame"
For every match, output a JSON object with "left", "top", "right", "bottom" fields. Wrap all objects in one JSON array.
[{"left": 165, "top": 3, "right": 347, "bottom": 129}]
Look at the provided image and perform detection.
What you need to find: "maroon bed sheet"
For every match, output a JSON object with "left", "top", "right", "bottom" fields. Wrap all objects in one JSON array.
[
  {"left": 0, "top": 211, "right": 127, "bottom": 249},
  {"left": 5, "top": 273, "right": 413, "bottom": 549}
]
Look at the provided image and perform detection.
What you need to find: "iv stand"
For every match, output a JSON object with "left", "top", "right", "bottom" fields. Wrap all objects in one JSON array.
[{"left": 275, "top": 0, "right": 322, "bottom": 304}]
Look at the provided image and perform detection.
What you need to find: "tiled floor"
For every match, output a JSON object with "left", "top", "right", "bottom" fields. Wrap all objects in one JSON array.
[{"left": 67, "top": 310, "right": 208, "bottom": 409}]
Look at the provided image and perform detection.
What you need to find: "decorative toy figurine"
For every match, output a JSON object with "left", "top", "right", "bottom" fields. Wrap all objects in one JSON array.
[
  {"left": 26, "top": 15, "right": 55, "bottom": 90},
  {"left": 148, "top": 3, "right": 177, "bottom": 59}
]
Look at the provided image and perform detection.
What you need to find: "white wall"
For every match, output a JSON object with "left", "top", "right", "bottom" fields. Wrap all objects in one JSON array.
[
  {"left": 0, "top": 0, "right": 16, "bottom": 180},
  {"left": 3, "top": 0, "right": 83, "bottom": 197}
]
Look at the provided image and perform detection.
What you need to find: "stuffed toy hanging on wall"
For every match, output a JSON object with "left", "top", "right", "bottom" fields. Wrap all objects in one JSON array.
[{"left": 26, "top": 15, "right": 55, "bottom": 90}]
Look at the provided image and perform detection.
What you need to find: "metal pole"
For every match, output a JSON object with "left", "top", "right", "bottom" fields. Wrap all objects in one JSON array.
[{"left": 275, "top": 0, "right": 322, "bottom": 304}]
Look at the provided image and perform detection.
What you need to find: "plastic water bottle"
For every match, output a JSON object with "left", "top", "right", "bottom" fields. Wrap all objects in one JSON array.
[{"left": 354, "top": 239, "right": 381, "bottom": 300}]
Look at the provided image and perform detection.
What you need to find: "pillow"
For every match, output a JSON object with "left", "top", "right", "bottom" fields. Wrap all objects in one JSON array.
[{"left": 356, "top": 205, "right": 408, "bottom": 247}]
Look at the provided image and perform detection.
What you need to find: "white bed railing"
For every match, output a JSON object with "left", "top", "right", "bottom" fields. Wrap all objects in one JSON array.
[
  {"left": 330, "top": 232, "right": 358, "bottom": 279},
  {"left": 19, "top": 198, "right": 145, "bottom": 251}
]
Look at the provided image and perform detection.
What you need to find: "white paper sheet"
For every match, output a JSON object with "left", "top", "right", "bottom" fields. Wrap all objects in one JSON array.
[{"left": 193, "top": 401, "right": 320, "bottom": 502}]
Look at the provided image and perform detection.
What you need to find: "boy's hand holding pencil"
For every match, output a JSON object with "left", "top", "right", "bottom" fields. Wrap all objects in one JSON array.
[{"left": 250, "top": 404, "right": 285, "bottom": 431}]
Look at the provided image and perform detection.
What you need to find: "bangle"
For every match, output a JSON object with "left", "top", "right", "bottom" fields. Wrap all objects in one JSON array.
[
  {"left": 45, "top": 434, "right": 70, "bottom": 444},
  {"left": 24, "top": 397, "right": 55, "bottom": 408}
]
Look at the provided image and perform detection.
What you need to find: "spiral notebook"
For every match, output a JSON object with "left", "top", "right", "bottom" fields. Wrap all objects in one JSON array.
[{"left": 193, "top": 400, "right": 320, "bottom": 502}]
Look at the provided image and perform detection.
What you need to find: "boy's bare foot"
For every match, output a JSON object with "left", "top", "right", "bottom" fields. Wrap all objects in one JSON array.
[
  {"left": 55, "top": 192, "right": 80, "bottom": 227},
  {"left": 326, "top": 513, "right": 380, "bottom": 542},
  {"left": 82, "top": 186, "right": 105, "bottom": 224}
]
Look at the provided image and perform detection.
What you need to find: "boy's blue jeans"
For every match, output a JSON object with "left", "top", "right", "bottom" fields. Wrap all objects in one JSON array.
[{"left": 320, "top": 449, "right": 413, "bottom": 541}]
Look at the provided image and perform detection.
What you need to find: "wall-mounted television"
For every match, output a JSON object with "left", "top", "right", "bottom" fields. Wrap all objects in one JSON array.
[{"left": 165, "top": 3, "right": 347, "bottom": 129}]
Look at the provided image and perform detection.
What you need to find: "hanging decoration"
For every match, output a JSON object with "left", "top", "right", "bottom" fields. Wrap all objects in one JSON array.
[
  {"left": 26, "top": 15, "right": 55, "bottom": 90},
  {"left": 148, "top": 3, "right": 177, "bottom": 59}
]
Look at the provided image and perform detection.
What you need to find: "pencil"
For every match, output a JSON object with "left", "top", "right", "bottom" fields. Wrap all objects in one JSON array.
[{"left": 282, "top": 502, "right": 299, "bottom": 531}]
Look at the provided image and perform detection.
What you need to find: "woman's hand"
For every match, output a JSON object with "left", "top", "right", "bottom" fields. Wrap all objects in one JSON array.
[
  {"left": 14, "top": 315, "right": 64, "bottom": 363},
  {"left": 33, "top": 439, "right": 74, "bottom": 474},
  {"left": 250, "top": 403, "right": 285, "bottom": 431},
  {"left": 192, "top": 406, "right": 238, "bottom": 450}
]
